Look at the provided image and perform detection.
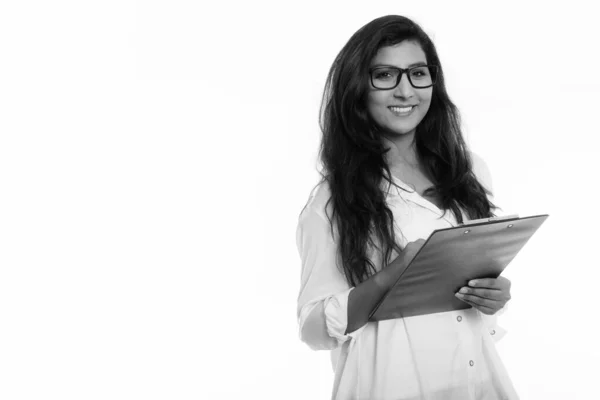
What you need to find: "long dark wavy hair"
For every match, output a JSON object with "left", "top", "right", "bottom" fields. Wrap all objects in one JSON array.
[{"left": 313, "top": 15, "right": 497, "bottom": 287}]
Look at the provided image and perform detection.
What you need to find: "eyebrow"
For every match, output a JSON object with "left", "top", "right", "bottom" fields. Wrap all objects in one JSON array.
[{"left": 371, "top": 61, "right": 427, "bottom": 68}]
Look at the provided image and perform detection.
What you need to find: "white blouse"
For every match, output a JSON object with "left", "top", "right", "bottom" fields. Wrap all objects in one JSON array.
[{"left": 296, "top": 153, "right": 519, "bottom": 400}]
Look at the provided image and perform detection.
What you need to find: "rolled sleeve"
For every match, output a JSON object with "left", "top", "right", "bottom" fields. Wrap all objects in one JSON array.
[
  {"left": 323, "top": 288, "right": 367, "bottom": 343},
  {"left": 296, "top": 194, "right": 366, "bottom": 351},
  {"left": 298, "top": 288, "right": 367, "bottom": 350}
]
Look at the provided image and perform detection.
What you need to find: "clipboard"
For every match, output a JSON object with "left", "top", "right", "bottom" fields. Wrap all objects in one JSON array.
[{"left": 368, "top": 214, "right": 549, "bottom": 322}]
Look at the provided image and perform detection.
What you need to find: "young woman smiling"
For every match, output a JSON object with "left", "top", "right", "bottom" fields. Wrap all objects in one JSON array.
[{"left": 296, "top": 15, "right": 518, "bottom": 400}]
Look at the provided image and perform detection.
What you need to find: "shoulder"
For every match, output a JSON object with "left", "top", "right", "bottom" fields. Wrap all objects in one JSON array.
[
  {"left": 469, "top": 151, "right": 493, "bottom": 192},
  {"left": 296, "top": 181, "right": 338, "bottom": 247},
  {"left": 298, "top": 180, "right": 334, "bottom": 225}
]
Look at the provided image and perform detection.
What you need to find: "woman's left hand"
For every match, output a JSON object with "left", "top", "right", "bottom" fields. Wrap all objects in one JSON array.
[{"left": 455, "top": 276, "right": 511, "bottom": 315}]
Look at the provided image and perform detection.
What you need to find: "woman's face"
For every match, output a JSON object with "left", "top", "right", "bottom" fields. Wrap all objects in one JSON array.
[{"left": 366, "top": 41, "right": 433, "bottom": 137}]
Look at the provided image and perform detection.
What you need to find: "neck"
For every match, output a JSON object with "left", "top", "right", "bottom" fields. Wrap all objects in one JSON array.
[{"left": 382, "top": 130, "right": 419, "bottom": 168}]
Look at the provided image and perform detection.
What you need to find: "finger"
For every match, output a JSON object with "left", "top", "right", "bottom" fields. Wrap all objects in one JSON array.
[
  {"left": 457, "top": 296, "right": 497, "bottom": 315},
  {"left": 468, "top": 278, "right": 503, "bottom": 289},
  {"left": 455, "top": 292, "right": 503, "bottom": 310},
  {"left": 459, "top": 287, "right": 504, "bottom": 301}
]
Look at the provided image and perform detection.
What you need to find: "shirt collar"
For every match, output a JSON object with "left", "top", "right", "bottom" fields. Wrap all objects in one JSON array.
[{"left": 382, "top": 174, "right": 458, "bottom": 224}]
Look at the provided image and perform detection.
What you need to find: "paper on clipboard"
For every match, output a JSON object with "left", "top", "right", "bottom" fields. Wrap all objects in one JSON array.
[{"left": 460, "top": 214, "right": 519, "bottom": 226}]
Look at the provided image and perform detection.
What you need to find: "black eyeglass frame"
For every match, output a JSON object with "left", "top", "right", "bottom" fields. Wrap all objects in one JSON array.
[{"left": 369, "top": 65, "right": 439, "bottom": 90}]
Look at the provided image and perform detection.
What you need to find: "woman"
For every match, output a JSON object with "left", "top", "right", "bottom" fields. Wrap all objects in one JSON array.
[{"left": 296, "top": 15, "right": 518, "bottom": 400}]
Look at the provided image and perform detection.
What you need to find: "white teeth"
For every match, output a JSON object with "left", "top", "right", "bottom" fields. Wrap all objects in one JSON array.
[{"left": 390, "top": 106, "right": 414, "bottom": 113}]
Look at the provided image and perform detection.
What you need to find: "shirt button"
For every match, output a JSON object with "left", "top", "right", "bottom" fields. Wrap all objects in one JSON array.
[
  {"left": 469, "top": 360, "right": 474, "bottom": 367},
  {"left": 457, "top": 316, "right": 462, "bottom": 322},
  {"left": 491, "top": 329, "right": 496, "bottom": 335}
]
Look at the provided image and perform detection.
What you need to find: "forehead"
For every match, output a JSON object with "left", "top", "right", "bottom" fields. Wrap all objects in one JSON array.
[{"left": 370, "top": 41, "right": 427, "bottom": 67}]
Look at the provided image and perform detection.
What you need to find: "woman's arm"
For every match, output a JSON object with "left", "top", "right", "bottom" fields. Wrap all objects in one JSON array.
[
  {"left": 297, "top": 200, "right": 424, "bottom": 349},
  {"left": 345, "top": 239, "right": 424, "bottom": 334}
]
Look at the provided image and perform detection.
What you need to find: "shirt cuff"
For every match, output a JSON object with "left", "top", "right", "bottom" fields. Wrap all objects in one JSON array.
[
  {"left": 488, "top": 323, "right": 507, "bottom": 342},
  {"left": 323, "top": 287, "right": 367, "bottom": 344},
  {"left": 480, "top": 303, "right": 509, "bottom": 342}
]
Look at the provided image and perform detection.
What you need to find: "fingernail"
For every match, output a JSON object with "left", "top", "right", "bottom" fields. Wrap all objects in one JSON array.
[
  {"left": 459, "top": 287, "right": 468, "bottom": 294},
  {"left": 455, "top": 292, "right": 463, "bottom": 297},
  {"left": 469, "top": 280, "right": 477, "bottom": 286}
]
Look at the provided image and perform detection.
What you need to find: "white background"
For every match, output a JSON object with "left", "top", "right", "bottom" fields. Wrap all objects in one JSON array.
[{"left": 1, "top": 1, "right": 599, "bottom": 399}]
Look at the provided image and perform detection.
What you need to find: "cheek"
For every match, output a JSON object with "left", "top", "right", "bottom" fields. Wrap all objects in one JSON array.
[
  {"left": 421, "top": 91, "right": 433, "bottom": 109},
  {"left": 416, "top": 93, "right": 433, "bottom": 116},
  {"left": 366, "top": 95, "right": 386, "bottom": 119}
]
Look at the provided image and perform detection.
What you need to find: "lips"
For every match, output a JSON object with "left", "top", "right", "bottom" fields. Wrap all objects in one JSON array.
[{"left": 388, "top": 105, "right": 416, "bottom": 116}]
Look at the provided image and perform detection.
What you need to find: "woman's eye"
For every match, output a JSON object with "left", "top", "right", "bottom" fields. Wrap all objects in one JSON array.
[
  {"left": 375, "top": 72, "right": 393, "bottom": 79},
  {"left": 411, "top": 68, "right": 429, "bottom": 78}
]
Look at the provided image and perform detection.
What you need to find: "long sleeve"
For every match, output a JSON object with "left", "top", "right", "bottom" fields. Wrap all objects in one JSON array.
[
  {"left": 296, "top": 206, "right": 366, "bottom": 351},
  {"left": 471, "top": 151, "right": 509, "bottom": 342}
]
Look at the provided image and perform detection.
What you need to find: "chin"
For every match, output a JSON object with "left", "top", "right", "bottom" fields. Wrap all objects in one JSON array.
[{"left": 389, "top": 126, "right": 417, "bottom": 136}]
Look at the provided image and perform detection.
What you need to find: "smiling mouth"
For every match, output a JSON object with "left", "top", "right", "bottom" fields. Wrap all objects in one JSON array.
[{"left": 388, "top": 106, "right": 415, "bottom": 115}]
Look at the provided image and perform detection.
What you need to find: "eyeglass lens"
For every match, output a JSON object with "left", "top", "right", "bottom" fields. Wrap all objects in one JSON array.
[{"left": 371, "top": 66, "right": 435, "bottom": 89}]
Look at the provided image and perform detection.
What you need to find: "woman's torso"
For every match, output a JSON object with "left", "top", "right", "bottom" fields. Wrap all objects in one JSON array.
[{"left": 305, "top": 173, "right": 517, "bottom": 399}]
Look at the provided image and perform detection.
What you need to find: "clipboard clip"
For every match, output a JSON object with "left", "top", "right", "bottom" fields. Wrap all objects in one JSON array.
[{"left": 460, "top": 214, "right": 519, "bottom": 226}]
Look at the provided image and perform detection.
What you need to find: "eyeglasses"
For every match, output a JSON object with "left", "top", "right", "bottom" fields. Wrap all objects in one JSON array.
[{"left": 369, "top": 65, "right": 439, "bottom": 90}]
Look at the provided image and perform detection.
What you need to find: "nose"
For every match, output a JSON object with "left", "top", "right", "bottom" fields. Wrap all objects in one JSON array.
[{"left": 393, "top": 72, "right": 415, "bottom": 98}]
